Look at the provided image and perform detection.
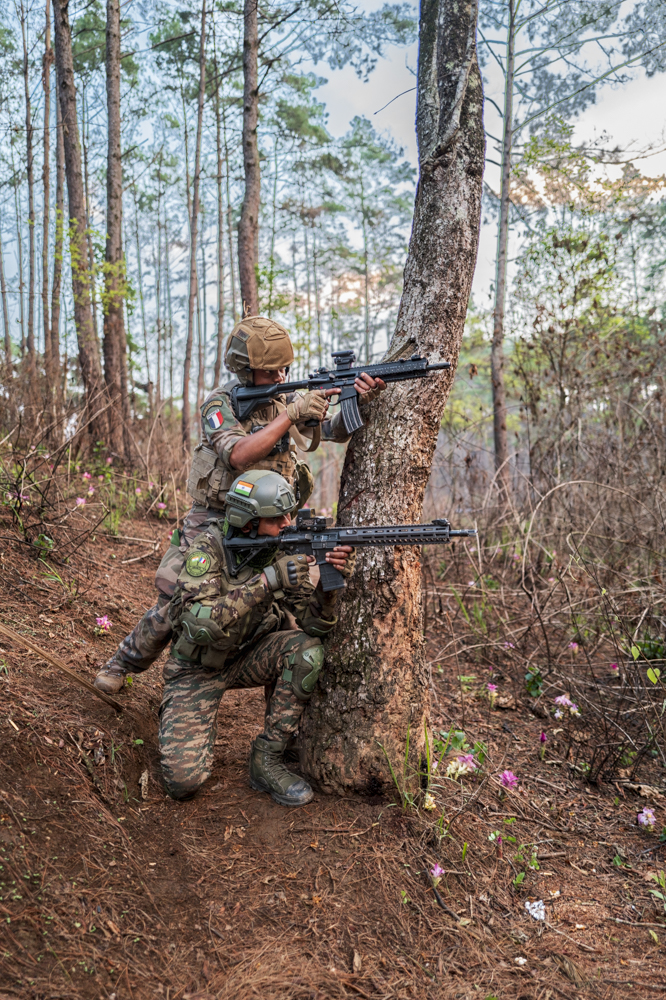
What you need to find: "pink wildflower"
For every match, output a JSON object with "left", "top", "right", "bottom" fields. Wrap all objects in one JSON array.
[
  {"left": 87, "top": 486, "right": 95, "bottom": 496},
  {"left": 95, "top": 616, "right": 112, "bottom": 632},
  {"left": 569, "top": 641, "right": 579, "bottom": 651},
  {"left": 610, "top": 663, "right": 619, "bottom": 671},
  {"left": 457, "top": 754, "right": 477, "bottom": 771},
  {"left": 554, "top": 694, "right": 573, "bottom": 708},
  {"left": 82, "top": 471, "right": 92, "bottom": 480},
  {"left": 500, "top": 770, "right": 518, "bottom": 789},
  {"left": 98, "top": 474, "right": 104, "bottom": 481},
  {"left": 157, "top": 502, "right": 167, "bottom": 510},
  {"left": 540, "top": 731, "right": 547, "bottom": 743},
  {"left": 430, "top": 863, "right": 445, "bottom": 879},
  {"left": 75, "top": 497, "right": 86, "bottom": 507},
  {"left": 135, "top": 488, "right": 142, "bottom": 496},
  {"left": 637, "top": 807, "right": 656, "bottom": 829},
  {"left": 106, "top": 457, "right": 113, "bottom": 465},
  {"left": 487, "top": 683, "right": 498, "bottom": 693}
]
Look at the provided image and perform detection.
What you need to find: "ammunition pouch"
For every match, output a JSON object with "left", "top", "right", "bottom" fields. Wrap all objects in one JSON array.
[
  {"left": 282, "top": 638, "right": 324, "bottom": 701},
  {"left": 187, "top": 443, "right": 235, "bottom": 511}
]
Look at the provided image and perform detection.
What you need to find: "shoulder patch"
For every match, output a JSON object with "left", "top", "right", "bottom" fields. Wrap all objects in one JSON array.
[
  {"left": 185, "top": 551, "right": 212, "bottom": 577},
  {"left": 202, "top": 396, "right": 238, "bottom": 435}
]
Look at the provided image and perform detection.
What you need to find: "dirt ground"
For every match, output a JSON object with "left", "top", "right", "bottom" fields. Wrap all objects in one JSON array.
[{"left": 1, "top": 513, "right": 666, "bottom": 999}]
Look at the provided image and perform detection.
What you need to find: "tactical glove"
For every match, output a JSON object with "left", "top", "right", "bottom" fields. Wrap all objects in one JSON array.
[
  {"left": 338, "top": 547, "right": 357, "bottom": 580},
  {"left": 264, "top": 553, "right": 311, "bottom": 593},
  {"left": 286, "top": 391, "right": 328, "bottom": 424},
  {"left": 358, "top": 384, "right": 381, "bottom": 405}
]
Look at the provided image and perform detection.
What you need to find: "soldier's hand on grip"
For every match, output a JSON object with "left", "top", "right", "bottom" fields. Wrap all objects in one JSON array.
[
  {"left": 264, "top": 553, "right": 311, "bottom": 593},
  {"left": 286, "top": 390, "right": 328, "bottom": 424}
]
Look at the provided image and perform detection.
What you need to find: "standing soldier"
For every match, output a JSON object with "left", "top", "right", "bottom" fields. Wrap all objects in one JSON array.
[
  {"left": 94, "top": 316, "right": 384, "bottom": 694},
  {"left": 159, "top": 469, "right": 355, "bottom": 806}
]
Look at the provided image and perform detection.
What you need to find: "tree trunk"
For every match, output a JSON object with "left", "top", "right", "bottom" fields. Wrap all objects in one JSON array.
[
  {"left": 53, "top": 0, "right": 107, "bottom": 442},
  {"left": 300, "top": 0, "right": 484, "bottom": 795},
  {"left": 103, "top": 0, "right": 129, "bottom": 461},
  {"left": 20, "top": 2, "right": 36, "bottom": 369},
  {"left": 42, "top": 3, "right": 53, "bottom": 379},
  {"left": 223, "top": 105, "right": 238, "bottom": 323},
  {"left": 51, "top": 74, "right": 65, "bottom": 384},
  {"left": 238, "top": 0, "right": 259, "bottom": 316},
  {"left": 182, "top": 0, "right": 206, "bottom": 454},
  {"left": 0, "top": 221, "right": 10, "bottom": 363},
  {"left": 213, "top": 48, "right": 225, "bottom": 386},
  {"left": 490, "top": 0, "right": 514, "bottom": 499}
]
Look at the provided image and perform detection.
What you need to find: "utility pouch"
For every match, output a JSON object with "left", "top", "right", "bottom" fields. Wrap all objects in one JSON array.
[
  {"left": 294, "top": 459, "right": 315, "bottom": 508},
  {"left": 187, "top": 444, "right": 234, "bottom": 509}
]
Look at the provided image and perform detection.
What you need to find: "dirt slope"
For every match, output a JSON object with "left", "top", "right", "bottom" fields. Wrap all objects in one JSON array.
[{"left": 1, "top": 517, "right": 665, "bottom": 999}]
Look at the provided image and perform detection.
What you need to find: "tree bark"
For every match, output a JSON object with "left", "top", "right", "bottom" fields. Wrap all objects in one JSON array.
[
  {"left": 103, "top": 0, "right": 130, "bottom": 461},
  {"left": 182, "top": 0, "right": 206, "bottom": 454},
  {"left": 490, "top": 0, "right": 514, "bottom": 499},
  {"left": 300, "top": 0, "right": 484, "bottom": 795},
  {"left": 42, "top": 2, "right": 53, "bottom": 379},
  {"left": 53, "top": 0, "right": 107, "bottom": 442},
  {"left": 20, "top": 2, "right": 36, "bottom": 368},
  {"left": 238, "top": 0, "right": 259, "bottom": 316}
]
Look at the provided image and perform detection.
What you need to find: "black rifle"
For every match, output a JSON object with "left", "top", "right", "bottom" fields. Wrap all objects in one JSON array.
[
  {"left": 229, "top": 349, "right": 451, "bottom": 434},
  {"left": 224, "top": 509, "right": 476, "bottom": 592}
]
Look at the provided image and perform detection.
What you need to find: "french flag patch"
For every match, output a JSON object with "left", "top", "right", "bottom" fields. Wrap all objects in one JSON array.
[{"left": 207, "top": 409, "right": 224, "bottom": 430}]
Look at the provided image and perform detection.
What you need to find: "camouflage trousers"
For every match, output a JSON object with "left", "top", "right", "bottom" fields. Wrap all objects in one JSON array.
[
  {"left": 159, "top": 629, "right": 314, "bottom": 799},
  {"left": 107, "top": 504, "right": 218, "bottom": 673}
]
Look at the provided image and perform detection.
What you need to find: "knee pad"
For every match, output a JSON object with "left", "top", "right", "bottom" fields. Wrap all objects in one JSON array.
[{"left": 282, "top": 637, "right": 324, "bottom": 700}]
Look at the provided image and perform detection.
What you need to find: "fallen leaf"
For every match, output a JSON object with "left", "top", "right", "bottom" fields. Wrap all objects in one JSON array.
[
  {"left": 352, "top": 950, "right": 362, "bottom": 973},
  {"left": 107, "top": 919, "right": 121, "bottom": 936},
  {"left": 459, "top": 917, "right": 472, "bottom": 927},
  {"left": 139, "top": 769, "right": 149, "bottom": 800}
]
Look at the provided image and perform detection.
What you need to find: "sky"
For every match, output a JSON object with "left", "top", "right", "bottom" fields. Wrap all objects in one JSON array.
[{"left": 308, "top": 1, "right": 666, "bottom": 310}]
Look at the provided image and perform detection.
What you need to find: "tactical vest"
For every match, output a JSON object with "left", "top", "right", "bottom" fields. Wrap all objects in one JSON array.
[{"left": 186, "top": 379, "right": 312, "bottom": 511}]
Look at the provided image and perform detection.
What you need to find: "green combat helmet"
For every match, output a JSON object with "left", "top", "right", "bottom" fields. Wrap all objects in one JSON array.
[
  {"left": 226, "top": 470, "right": 297, "bottom": 528},
  {"left": 224, "top": 317, "right": 294, "bottom": 385}
]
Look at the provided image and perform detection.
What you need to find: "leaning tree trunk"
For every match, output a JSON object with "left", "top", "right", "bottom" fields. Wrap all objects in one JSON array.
[
  {"left": 490, "top": 0, "right": 514, "bottom": 500},
  {"left": 53, "top": 0, "right": 107, "bottom": 444},
  {"left": 42, "top": 3, "right": 53, "bottom": 382},
  {"left": 50, "top": 71, "right": 65, "bottom": 443},
  {"left": 238, "top": 0, "right": 259, "bottom": 316},
  {"left": 103, "top": 0, "right": 130, "bottom": 461},
  {"left": 300, "top": 0, "right": 485, "bottom": 795}
]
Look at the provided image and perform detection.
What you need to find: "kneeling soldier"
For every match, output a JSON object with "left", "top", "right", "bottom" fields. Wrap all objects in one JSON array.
[{"left": 159, "top": 469, "right": 354, "bottom": 806}]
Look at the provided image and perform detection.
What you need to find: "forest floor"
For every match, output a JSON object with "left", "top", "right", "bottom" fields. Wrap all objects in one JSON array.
[{"left": 1, "top": 511, "right": 666, "bottom": 1000}]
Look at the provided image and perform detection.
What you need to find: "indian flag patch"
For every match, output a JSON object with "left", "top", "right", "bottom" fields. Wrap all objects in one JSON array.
[
  {"left": 207, "top": 409, "right": 224, "bottom": 430},
  {"left": 234, "top": 480, "right": 254, "bottom": 497}
]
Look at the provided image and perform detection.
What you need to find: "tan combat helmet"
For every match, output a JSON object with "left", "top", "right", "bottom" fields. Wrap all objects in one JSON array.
[
  {"left": 224, "top": 316, "right": 295, "bottom": 385},
  {"left": 226, "top": 469, "right": 297, "bottom": 528}
]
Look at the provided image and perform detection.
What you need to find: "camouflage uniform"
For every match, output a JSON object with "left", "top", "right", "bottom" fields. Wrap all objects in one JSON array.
[
  {"left": 101, "top": 377, "right": 351, "bottom": 679},
  {"left": 159, "top": 520, "right": 338, "bottom": 800}
]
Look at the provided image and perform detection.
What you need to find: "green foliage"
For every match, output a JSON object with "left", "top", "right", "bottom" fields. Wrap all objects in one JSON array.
[{"left": 524, "top": 666, "right": 544, "bottom": 698}]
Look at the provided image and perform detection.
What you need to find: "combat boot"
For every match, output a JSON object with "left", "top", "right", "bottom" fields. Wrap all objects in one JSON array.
[
  {"left": 249, "top": 735, "right": 314, "bottom": 807},
  {"left": 94, "top": 660, "right": 128, "bottom": 695}
]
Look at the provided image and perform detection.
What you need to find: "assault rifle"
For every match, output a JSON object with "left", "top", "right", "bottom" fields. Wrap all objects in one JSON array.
[
  {"left": 229, "top": 349, "right": 451, "bottom": 434},
  {"left": 224, "top": 509, "right": 476, "bottom": 592}
]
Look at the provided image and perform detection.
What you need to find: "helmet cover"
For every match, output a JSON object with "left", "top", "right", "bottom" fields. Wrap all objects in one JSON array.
[{"left": 224, "top": 316, "right": 294, "bottom": 385}]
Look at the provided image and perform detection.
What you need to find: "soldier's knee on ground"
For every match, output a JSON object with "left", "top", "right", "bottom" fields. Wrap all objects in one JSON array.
[{"left": 282, "top": 636, "right": 324, "bottom": 700}]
